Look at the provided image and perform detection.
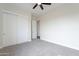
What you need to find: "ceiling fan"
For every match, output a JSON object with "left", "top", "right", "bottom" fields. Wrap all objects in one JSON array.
[{"left": 33, "top": 3, "right": 51, "bottom": 10}]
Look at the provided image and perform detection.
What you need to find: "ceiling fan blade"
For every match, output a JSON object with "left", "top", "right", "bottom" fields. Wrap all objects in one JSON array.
[
  {"left": 33, "top": 3, "right": 38, "bottom": 9},
  {"left": 42, "top": 3, "right": 51, "bottom": 5},
  {"left": 40, "top": 4, "right": 44, "bottom": 10}
]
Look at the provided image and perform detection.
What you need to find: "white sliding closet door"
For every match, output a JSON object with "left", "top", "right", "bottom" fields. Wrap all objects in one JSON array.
[
  {"left": 3, "top": 12, "right": 17, "bottom": 47},
  {"left": 17, "top": 15, "right": 28, "bottom": 43},
  {"left": 2, "top": 11, "right": 29, "bottom": 47}
]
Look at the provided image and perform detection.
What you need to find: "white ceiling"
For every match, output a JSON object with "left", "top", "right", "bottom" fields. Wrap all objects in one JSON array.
[
  {"left": 32, "top": 3, "right": 62, "bottom": 18},
  {"left": 0, "top": 3, "right": 33, "bottom": 13},
  {"left": 0, "top": 3, "right": 63, "bottom": 18}
]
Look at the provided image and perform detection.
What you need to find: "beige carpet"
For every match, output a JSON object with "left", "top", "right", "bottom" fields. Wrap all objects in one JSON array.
[{"left": 0, "top": 40, "right": 79, "bottom": 56}]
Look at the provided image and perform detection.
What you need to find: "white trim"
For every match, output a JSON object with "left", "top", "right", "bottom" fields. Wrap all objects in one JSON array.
[
  {"left": 0, "top": 9, "right": 29, "bottom": 17},
  {"left": 42, "top": 39, "right": 79, "bottom": 51},
  {"left": 1, "top": 40, "right": 31, "bottom": 49}
]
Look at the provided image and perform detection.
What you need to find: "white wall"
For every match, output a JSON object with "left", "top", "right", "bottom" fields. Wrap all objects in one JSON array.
[
  {"left": 0, "top": 11, "right": 3, "bottom": 48},
  {"left": 0, "top": 9, "right": 31, "bottom": 48},
  {"left": 39, "top": 4, "right": 79, "bottom": 50}
]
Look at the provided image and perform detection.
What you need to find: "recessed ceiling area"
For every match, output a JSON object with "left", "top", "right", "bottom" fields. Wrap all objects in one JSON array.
[{"left": 0, "top": 3, "right": 63, "bottom": 19}]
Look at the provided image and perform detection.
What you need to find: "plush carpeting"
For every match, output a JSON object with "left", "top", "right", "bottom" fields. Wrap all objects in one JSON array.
[{"left": 0, "top": 40, "right": 79, "bottom": 56}]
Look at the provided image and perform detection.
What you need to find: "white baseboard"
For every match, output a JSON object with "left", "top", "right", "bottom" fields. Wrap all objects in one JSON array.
[
  {"left": 42, "top": 39, "right": 79, "bottom": 51},
  {"left": 0, "top": 40, "right": 31, "bottom": 49}
]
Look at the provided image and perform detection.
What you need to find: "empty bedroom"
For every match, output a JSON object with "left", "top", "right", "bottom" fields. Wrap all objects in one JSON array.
[{"left": 0, "top": 3, "right": 79, "bottom": 56}]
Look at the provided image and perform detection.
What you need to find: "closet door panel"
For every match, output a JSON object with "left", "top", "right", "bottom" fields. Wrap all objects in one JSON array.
[
  {"left": 17, "top": 15, "right": 28, "bottom": 43},
  {"left": 3, "top": 12, "right": 17, "bottom": 47}
]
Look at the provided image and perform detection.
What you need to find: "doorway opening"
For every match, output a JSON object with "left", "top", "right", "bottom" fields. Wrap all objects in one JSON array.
[
  {"left": 31, "top": 17, "right": 40, "bottom": 40},
  {"left": 37, "top": 20, "right": 40, "bottom": 39}
]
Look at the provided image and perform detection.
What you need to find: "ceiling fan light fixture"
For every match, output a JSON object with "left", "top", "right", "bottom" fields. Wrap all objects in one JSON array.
[{"left": 33, "top": 3, "right": 51, "bottom": 10}]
